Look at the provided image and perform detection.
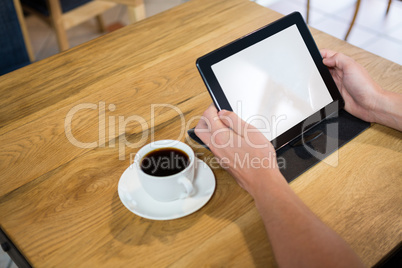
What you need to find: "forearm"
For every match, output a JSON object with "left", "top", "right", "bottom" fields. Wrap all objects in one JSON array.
[
  {"left": 252, "top": 171, "right": 364, "bottom": 268},
  {"left": 372, "top": 90, "right": 402, "bottom": 131}
]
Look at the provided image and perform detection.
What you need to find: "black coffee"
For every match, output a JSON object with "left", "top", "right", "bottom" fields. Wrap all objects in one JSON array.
[{"left": 140, "top": 148, "right": 190, "bottom": 176}]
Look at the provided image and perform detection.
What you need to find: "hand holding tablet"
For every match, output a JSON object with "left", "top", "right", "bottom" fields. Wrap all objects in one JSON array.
[
  {"left": 192, "top": 12, "right": 397, "bottom": 268},
  {"left": 196, "top": 12, "right": 344, "bottom": 150}
]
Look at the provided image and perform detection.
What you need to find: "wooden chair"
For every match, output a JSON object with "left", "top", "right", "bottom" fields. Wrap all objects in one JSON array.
[
  {"left": 0, "top": 0, "right": 34, "bottom": 75},
  {"left": 344, "top": 0, "right": 397, "bottom": 40},
  {"left": 103, "top": 0, "right": 146, "bottom": 23},
  {"left": 306, "top": 0, "right": 395, "bottom": 41},
  {"left": 20, "top": 0, "right": 144, "bottom": 52}
]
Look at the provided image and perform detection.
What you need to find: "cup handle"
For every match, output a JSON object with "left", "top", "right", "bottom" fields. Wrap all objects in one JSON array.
[{"left": 178, "top": 177, "right": 194, "bottom": 199}]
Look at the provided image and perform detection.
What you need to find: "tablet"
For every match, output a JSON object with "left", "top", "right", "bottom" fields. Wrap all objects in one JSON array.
[{"left": 196, "top": 12, "right": 344, "bottom": 150}]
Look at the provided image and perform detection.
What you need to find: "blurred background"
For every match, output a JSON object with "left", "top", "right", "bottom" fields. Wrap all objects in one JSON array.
[
  {"left": 1, "top": 0, "right": 401, "bottom": 77},
  {"left": 20, "top": 0, "right": 402, "bottom": 65}
]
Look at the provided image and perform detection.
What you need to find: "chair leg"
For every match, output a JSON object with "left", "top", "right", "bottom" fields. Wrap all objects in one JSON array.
[
  {"left": 46, "top": 0, "right": 69, "bottom": 51},
  {"left": 306, "top": 0, "right": 310, "bottom": 24},
  {"left": 13, "top": 0, "right": 35, "bottom": 61},
  {"left": 127, "top": 0, "right": 146, "bottom": 23},
  {"left": 344, "top": 0, "right": 361, "bottom": 41},
  {"left": 386, "top": 0, "right": 392, "bottom": 15},
  {"left": 96, "top": 15, "right": 106, "bottom": 32}
]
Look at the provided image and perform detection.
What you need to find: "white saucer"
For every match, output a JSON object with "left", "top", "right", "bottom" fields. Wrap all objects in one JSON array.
[{"left": 118, "top": 158, "right": 216, "bottom": 220}]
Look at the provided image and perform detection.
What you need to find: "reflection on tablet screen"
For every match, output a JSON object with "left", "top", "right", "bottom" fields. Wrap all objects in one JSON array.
[{"left": 211, "top": 25, "right": 333, "bottom": 141}]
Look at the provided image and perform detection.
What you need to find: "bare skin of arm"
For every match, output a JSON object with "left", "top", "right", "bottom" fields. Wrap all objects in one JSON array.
[
  {"left": 321, "top": 49, "right": 402, "bottom": 131},
  {"left": 195, "top": 105, "right": 365, "bottom": 268},
  {"left": 194, "top": 50, "right": 400, "bottom": 267}
]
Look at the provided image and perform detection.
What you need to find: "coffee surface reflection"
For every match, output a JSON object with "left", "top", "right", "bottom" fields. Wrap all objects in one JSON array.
[{"left": 140, "top": 148, "right": 190, "bottom": 176}]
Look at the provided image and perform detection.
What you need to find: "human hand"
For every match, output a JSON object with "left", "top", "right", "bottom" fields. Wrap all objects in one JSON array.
[
  {"left": 321, "top": 49, "right": 384, "bottom": 122},
  {"left": 194, "top": 104, "right": 285, "bottom": 197}
]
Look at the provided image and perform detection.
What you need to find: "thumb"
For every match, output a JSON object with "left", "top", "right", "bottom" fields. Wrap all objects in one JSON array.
[
  {"left": 218, "top": 109, "right": 249, "bottom": 136},
  {"left": 323, "top": 52, "right": 352, "bottom": 71},
  {"left": 322, "top": 54, "right": 337, "bottom": 68}
]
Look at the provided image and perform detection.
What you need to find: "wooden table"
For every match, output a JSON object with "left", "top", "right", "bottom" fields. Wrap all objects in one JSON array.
[{"left": 1, "top": 0, "right": 401, "bottom": 267}]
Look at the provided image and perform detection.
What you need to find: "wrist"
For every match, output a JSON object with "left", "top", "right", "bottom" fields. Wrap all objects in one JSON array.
[
  {"left": 250, "top": 169, "right": 289, "bottom": 205},
  {"left": 371, "top": 90, "right": 402, "bottom": 131}
]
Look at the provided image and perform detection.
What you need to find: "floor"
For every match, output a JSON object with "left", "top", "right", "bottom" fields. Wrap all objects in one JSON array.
[
  {"left": 265, "top": 0, "right": 402, "bottom": 65},
  {"left": 24, "top": 0, "right": 187, "bottom": 62},
  {"left": 1, "top": 0, "right": 401, "bottom": 266}
]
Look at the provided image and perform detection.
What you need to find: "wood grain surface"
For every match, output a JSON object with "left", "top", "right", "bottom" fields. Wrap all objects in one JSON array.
[{"left": 0, "top": 0, "right": 401, "bottom": 267}]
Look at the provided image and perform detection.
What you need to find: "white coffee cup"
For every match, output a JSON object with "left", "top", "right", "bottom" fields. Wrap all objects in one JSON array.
[{"left": 134, "top": 140, "right": 195, "bottom": 202}]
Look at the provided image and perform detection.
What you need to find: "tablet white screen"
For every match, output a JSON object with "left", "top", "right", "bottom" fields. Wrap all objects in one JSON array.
[{"left": 211, "top": 25, "right": 333, "bottom": 141}]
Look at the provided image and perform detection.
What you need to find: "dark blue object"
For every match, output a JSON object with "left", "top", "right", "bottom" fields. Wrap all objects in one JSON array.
[
  {"left": 0, "top": 1, "right": 31, "bottom": 75},
  {"left": 21, "top": 0, "right": 92, "bottom": 16}
]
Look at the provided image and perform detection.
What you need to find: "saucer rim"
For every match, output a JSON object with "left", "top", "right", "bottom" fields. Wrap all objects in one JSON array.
[{"left": 118, "top": 158, "right": 215, "bottom": 220}]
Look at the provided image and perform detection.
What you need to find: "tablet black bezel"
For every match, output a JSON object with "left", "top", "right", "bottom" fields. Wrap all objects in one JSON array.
[{"left": 196, "top": 12, "right": 344, "bottom": 150}]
